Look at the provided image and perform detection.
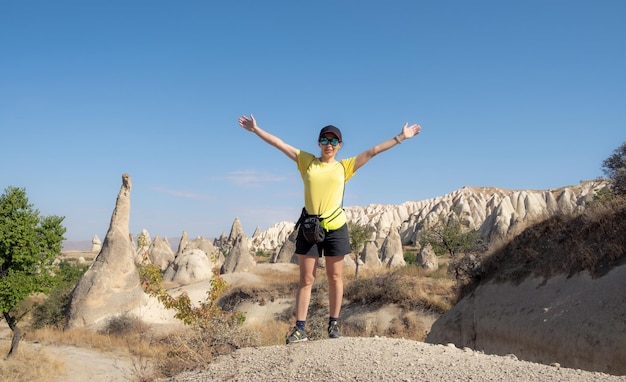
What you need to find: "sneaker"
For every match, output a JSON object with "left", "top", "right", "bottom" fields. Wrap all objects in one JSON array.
[
  {"left": 328, "top": 321, "right": 341, "bottom": 339},
  {"left": 286, "top": 326, "right": 308, "bottom": 344}
]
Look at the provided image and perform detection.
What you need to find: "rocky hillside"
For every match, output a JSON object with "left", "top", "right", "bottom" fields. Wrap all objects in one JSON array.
[
  {"left": 426, "top": 196, "right": 626, "bottom": 375},
  {"left": 250, "top": 180, "right": 608, "bottom": 252}
]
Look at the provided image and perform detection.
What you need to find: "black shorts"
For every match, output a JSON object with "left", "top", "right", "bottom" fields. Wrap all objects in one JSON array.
[{"left": 295, "top": 223, "right": 351, "bottom": 257}]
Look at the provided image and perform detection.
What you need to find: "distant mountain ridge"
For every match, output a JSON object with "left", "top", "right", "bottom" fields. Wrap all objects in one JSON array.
[{"left": 250, "top": 180, "right": 608, "bottom": 252}]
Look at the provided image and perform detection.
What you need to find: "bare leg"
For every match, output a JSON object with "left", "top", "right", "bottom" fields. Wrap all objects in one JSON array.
[
  {"left": 295, "top": 255, "right": 318, "bottom": 321},
  {"left": 325, "top": 255, "right": 344, "bottom": 318}
]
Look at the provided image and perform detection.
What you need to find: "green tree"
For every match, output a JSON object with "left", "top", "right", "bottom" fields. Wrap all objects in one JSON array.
[
  {"left": 419, "top": 213, "right": 484, "bottom": 258},
  {"left": 0, "top": 186, "right": 66, "bottom": 357},
  {"left": 602, "top": 141, "right": 626, "bottom": 195},
  {"left": 348, "top": 221, "right": 373, "bottom": 279}
]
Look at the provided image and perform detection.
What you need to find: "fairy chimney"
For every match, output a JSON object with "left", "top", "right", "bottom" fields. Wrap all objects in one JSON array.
[
  {"left": 148, "top": 235, "right": 175, "bottom": 270},
  {"left": 271, "top": 228, "right": 298, "bottom": 264},
  {"left": 221, "top": 234, "right": 256, "bottom": 273},
  {"left": 66, "top": 173, "right": 146, "bottom": 329},
  {"left": 90, "top": 235, "right": 102, "bottom": 252},
  {"left": 360, "top": 241, "right": 383, "bottom": 268},
  {"left": 177, "top": 231, "right": 190, "bottom": 257}
]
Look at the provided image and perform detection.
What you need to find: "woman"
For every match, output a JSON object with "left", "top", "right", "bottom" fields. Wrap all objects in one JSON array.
[{"left": 237, "top": 114, "right": 421, "bottom": 344}]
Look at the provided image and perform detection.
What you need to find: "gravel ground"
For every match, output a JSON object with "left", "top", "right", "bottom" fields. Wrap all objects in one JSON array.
[{"left": 160, "top": 336, "right": 626, "bottom": 382}]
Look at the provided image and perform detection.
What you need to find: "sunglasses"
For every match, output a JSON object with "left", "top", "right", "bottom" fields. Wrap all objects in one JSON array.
[{"left": 319, "top": 137, "right": 340, "bottom": 146}]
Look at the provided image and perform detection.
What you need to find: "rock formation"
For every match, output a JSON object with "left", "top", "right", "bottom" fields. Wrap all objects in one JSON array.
[
  {"left": 192, "top": 236, "right": 224, "bottom": 267},
  {"left": 163, "top": 248, "right": 215, "bottom": 285},
  {"left": 343, "top": 253, "right": 357, "bottom": 269},
  {"left": 426, "top": 201, "right": 626, "bottom": 375},
  {"left": 271, "top": 229, "right": 298, "bottom": 264},
  {"left": 380, "top": 222, "right": 405, "bottom": 268},
  {"left": 147, "top": 235, "right": 175, "bottom": 270},
  {"left": 90, "top": 235, "right": 102, "bottom": 252},
  {"left": 426, "top": 265, "right": 626, "bottom": 375},
  {"left": 213, "top": 232, "right": 228, "bottom": 250},
  {"left": 228, "top": 217, "right": 246, "bottom": 242},
  {"left": 250, "top": 221, "right": 296, "bottom": 252},
  {"left": 221, "top": 234, "right": 256, "bottom": 273},
  {"left": 360, "top": 241, "right": 382, "bottom": 268},
  {"left": 66, "top": 174, "right": 146, "bottom": 329},
  {"left": 251, "top": 226, "right": 261, "bottom": 239},
  {"left": 177, "top": 231, "right": 190, "bottom": 257},
  {"left": 248, "top": 180, "right": 608, "bottom": 256},
  {"left": 187, "top": 236, "right": 218, "bottom": 257},
  {"left": 417, "top": 244, "right": 438, "bottom": 271},
  {"left": 385, "top": 253, "right": 406, "bottom": 268},
  {"left": 215, "top": 218, "right": 246, "bottom": 255}
]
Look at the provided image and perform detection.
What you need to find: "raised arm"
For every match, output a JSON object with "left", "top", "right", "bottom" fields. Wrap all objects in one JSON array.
[
  {"left": 354, "top": 122, "right": 421, "bottom": 171},
  {"left": 238, "top": 114, "right": 298, "bottom": 162}
]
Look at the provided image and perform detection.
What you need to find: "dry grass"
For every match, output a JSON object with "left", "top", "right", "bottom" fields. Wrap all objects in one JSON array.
[
  {"left": 252, "top": 265, "right": 300, "bottom": 285},
  {"left": 472, "top": 196, "right": 626, "bottom": 287},
  {"left": 244, "top": 321, "right": 292, "bottom": 346},
  {"left": 0, "top": 342, "right": 65, "bottom": 382},
  {"left": 344, "top": 266, "right": 456, "bottom": 314},
  {"left": 30, "top": 326, "right": 128, "bottom": 351},
  {"left": 28, "top": 326, "right": 160, "bottom": 358}
]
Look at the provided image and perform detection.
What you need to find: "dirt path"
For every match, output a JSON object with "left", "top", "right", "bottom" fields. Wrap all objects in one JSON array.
[
  {"left": 0, "top": 328, "right": 133, "bottom": 382},
  {"left": 48, "top": 345, "right": 133, "bottom": 382},
  {"left": 14, "top": 341, "right": 134, "bottom": 382},
  {"left": 158, "top": 336, "right": 626, "bottom": 382}
]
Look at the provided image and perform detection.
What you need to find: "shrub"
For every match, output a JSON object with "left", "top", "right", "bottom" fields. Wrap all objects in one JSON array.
[
  {"left": 136, "top": 262, "right": 258, "bottom": 378},
  {"left": 98, "top": 313, "right": 149, "bottom": 337},
  {"left": 155, "top": 316, "right": 259, "bottom": 378},
  {"left": 403, "top": 247, "right": 418, "bottom": 264},
  {"left": 30, "top": 284, "right": 73, "bottom": 329},
  {"left": 30, "top": 260, "right": 88, "bottom": 329}
]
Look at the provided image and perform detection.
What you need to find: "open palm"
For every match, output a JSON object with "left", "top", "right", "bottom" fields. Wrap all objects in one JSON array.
[{"left": 402, "top": 123, "right": 421, "bottom": 139}]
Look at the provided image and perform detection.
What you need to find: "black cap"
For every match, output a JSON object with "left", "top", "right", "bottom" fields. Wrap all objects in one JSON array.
[{"left": 319, "top": 125, "right": 342, "bottom": 142}]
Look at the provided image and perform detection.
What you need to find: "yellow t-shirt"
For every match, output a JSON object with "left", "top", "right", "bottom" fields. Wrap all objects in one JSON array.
[{"left": 297, "top": 150, "right": 356, "bottom": 231}]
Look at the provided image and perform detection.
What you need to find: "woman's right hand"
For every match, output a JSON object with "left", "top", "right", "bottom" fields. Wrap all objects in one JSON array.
[{"left": 238, "top": 114, "right": 257, "bottom": 132}]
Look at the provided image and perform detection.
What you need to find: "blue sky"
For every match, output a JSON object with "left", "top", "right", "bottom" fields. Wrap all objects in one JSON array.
[{"left": 1, "top": 1, "right": 624, "bottom": 243}]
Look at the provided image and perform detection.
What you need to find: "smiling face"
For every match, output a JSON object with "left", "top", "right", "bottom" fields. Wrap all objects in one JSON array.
[{"left": 318, "top": 132, "right": 342, "bottom": 162}]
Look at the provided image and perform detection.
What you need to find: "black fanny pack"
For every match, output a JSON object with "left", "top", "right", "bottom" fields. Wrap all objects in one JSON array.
[{"left": 296, "top": 207, "right": 342, "bottom": 244}]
